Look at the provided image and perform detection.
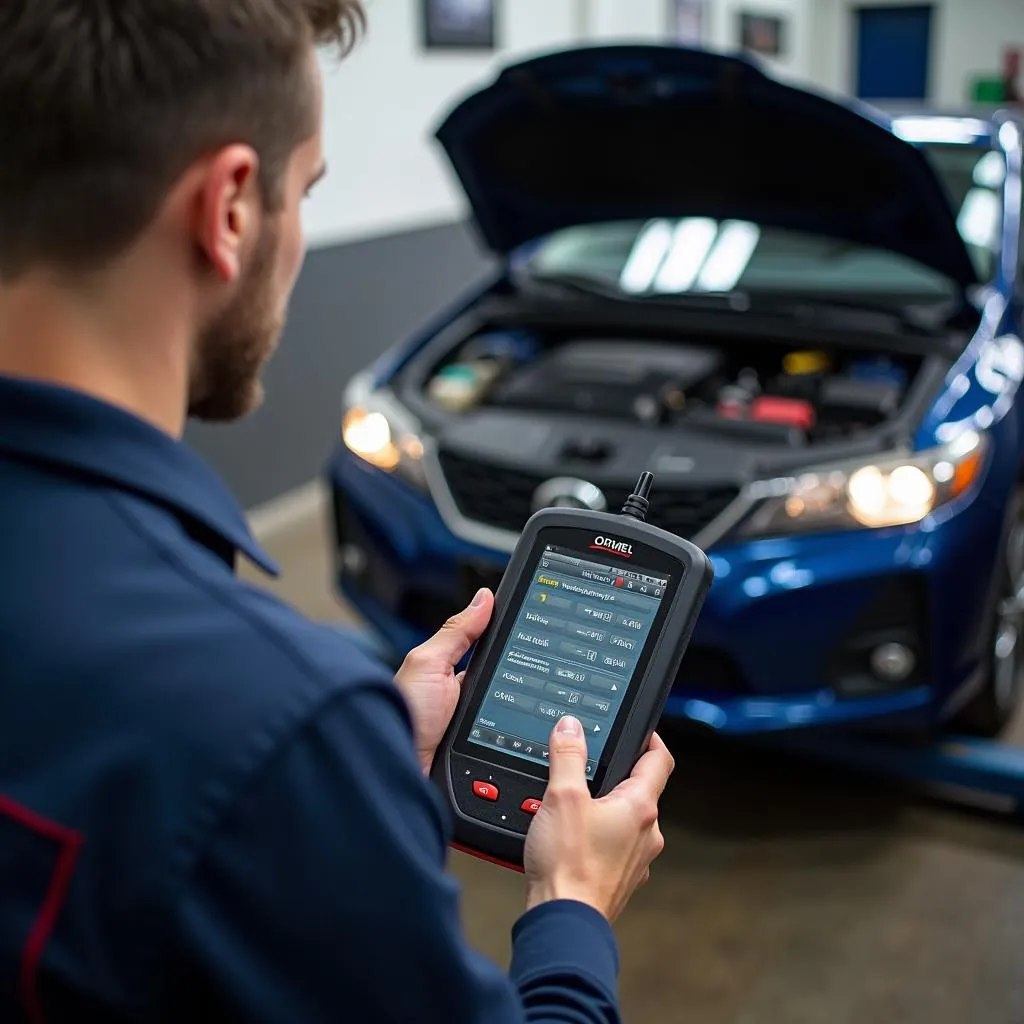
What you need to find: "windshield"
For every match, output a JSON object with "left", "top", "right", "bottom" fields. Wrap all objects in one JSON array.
[{"left": 522, "top": 142, "right": 1005, "bottom": 301}]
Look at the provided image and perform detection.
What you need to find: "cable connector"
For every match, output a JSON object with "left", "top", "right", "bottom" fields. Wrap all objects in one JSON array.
[{"left": 620, "top": 471, "right": 654, "bottom": 522}]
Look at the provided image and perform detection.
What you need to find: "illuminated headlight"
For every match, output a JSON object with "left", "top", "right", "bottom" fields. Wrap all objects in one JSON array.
[
  {"left": 341, "top": 374, "right": 428, "bottom": 491},
  {"left": 736, "top": 430, "right": 988, "bottom": 539}
]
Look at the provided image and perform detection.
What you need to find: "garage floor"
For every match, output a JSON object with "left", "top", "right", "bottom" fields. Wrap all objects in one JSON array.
[{"left": 245, "top": 504, "right": 1024, "bottom": 1024}]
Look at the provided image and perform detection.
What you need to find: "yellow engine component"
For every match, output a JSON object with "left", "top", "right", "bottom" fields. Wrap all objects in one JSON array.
[{"left": 783, "top": 350, "right": 832, "bottom": 376}]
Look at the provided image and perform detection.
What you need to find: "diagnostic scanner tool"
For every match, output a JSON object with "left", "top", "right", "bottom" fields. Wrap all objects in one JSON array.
[{"left": 431, "top": 472, "right": 714, "bottom": 869}]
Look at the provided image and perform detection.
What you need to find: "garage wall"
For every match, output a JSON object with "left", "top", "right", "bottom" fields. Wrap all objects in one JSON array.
[
  {"left": 707, "top": 0, "right": 817, "bottom": 85},
  {"left": 303, "top": 0, "right": 584, "bottom": 248},
  {"left": 809, "top": 0, "right": 1023, "bottom": 104},
  {"left": 588, "top": 0, "right": 667, "bottom": 40}
]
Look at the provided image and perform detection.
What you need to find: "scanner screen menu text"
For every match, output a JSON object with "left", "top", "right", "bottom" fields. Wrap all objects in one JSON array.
[{"left": 469, "top": 544, "right": 670, "bottom": 775}]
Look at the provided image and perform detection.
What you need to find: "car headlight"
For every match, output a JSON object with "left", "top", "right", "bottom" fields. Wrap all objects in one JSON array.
[
  {"left": 735, "top": 430, "right": 988, "bottom": 539},
  {"left": 341, "top": 374, "right": 428, "bottom": 491}
]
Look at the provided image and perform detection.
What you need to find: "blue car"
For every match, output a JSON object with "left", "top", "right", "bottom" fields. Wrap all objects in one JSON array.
[{"left": 327, "top": 45, "right": 1024, "bottom": 737}]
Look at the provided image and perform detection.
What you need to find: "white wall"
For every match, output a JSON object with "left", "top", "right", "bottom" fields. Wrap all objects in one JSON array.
[
  {"left": 810, "top": 0, "right": 1024, "bottom": 104},
  {"left": 588, "top": 0, "right": 666, "bottom": 40},
  {"left": 305, "top": 0, "right": 584, "bottom": 249},
  {"left": 707, "top": 0, "right": 816, "bottom": 85}
]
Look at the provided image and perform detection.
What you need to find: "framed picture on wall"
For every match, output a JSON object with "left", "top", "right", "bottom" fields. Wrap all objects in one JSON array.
[
  {"left": 422, "top": 0, "right": 497, "bottom": 51},
  {"left": 669, "top": 0, "right": 707, "bottom": 47},
  {"left": 738, "top": 11, "right": 786, "bottom": 59}
]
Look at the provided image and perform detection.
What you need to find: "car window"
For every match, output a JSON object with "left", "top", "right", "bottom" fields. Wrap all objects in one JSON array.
[
  {"left": 926, "top": 143, "right": 1005, "bottom": 281},
  {"left": 524, "top": 141, "right": 1004, "bottom": 300}
]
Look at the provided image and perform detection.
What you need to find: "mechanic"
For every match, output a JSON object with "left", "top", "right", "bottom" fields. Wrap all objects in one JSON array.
[{"left": 0, "top": 3, "right": 674, "bottom": 1022}]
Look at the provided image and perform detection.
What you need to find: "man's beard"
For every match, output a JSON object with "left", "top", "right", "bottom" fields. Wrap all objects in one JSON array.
[{"left": 188, "top": 223, "right": 284, "bottom": 423}]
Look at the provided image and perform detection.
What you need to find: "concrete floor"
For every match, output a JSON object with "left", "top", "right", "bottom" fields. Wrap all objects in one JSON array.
[{"left": 244, "top": 507, "right": 1024, "bottom": 1024}]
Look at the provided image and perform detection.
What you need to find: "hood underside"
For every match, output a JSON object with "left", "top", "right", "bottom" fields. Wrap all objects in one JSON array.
[{"left": 435, "top": 45, "right": 979, "bottom": 288}]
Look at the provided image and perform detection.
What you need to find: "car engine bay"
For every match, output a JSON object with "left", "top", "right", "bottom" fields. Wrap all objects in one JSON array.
[{"left": 423, "top": 326, "right": 922, "bottom": 450}]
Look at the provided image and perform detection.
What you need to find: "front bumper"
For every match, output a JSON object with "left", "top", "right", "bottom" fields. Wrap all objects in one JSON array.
[{"left": 327, "top": 445, "right": 1003, "bottom": 735}]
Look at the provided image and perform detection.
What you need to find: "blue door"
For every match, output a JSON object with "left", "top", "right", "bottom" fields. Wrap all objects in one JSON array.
[{"left": 855, "top": 5, "right": 933, "bottom": 100}]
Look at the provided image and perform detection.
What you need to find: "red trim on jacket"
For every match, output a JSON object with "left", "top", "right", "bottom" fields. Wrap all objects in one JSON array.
[{"left": 0, "top": 795, "right": 84, "bottom": 1024}]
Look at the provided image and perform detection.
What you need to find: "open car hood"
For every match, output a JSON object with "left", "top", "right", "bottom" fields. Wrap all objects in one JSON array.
[{"left": 435, "top": 45, "right": 978, "bottom": 287}]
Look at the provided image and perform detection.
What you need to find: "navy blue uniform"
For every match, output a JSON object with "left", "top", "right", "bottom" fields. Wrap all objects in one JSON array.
[{"left": 0, "top": 377, "right": 621, "bottom": 1023}]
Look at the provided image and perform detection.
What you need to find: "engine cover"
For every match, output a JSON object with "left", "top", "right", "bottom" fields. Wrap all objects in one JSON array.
[{"left": 487, "top": 340, "right": 723, "bottom": 422}]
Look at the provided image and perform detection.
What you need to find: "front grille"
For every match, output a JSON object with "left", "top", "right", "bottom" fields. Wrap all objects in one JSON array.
[{"left": 437, "top": 450, "right": 739, "bottom": 540}]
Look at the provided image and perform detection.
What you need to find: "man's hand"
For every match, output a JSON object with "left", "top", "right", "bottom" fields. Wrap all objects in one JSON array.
[
  {"left": 524, "top": 716, "right": 675, "bottom": 922},
  {"left": 394, "top": 588, "right": 494, "bottom": 774}
]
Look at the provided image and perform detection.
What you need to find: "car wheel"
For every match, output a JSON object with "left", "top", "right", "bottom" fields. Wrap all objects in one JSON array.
[{"left": 953, "top": 489, "right": 1024, "bottom": 737}]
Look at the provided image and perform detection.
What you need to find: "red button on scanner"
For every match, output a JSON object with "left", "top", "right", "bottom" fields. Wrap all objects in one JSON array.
[
  {"left": 520, "top": 798, "right": 542, "bottom": 815},
  {"left": 473, "top": 781, "right": 499, "bottom": 801}
]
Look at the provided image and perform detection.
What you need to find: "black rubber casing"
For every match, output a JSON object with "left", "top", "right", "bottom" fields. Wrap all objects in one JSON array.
[{"left": 430, "top": 507, "right": 714, "bottom": 869}]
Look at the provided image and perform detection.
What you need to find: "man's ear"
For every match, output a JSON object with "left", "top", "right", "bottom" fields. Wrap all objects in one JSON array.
[{"left": 195, "top": 144, "right": 260, "bottom": 284}]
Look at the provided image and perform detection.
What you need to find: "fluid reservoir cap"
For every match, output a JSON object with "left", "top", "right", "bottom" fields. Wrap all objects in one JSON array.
[{"left": 783, "top": 350, "right": 832, "bottom": 376}]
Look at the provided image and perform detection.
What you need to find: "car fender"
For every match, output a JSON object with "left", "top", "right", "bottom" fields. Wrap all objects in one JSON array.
[{"left": 915, "top": 292, "right": 1024, "bottom": 506}]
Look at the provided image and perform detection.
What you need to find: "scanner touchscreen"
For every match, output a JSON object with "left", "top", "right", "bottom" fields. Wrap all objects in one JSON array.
[{"left": 468, "top": 542, "right": 673, "bottom": 776}]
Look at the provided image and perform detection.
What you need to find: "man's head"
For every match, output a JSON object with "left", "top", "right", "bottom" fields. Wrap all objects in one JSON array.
[{"left": 0, "top": 0, "right": 364, "bottom": 423}]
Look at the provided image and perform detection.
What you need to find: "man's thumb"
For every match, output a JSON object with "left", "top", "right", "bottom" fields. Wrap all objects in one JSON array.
[
  {"left": 547, "top": 716, "right": 590, "bottom": 789},
  {"left": 427, "top": 588, "right": 494, "bottom": 664}
]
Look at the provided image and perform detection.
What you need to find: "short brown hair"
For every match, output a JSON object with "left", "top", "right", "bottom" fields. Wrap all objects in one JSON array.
[{"left": 0, "top": 1, "right": 365, "bottom": 280}]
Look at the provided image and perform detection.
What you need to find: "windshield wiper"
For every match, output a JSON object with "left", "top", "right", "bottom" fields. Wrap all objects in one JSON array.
[
  {"left": 519, "top": 271, "right": 746, "bottom": 310},
  {"left": 519, "top": 270, "right": 630, "bottom": 302},
  {"left": 519, "top": 272, "right": 953, "bottom": 336},
  {"left": 753, "top": 294, "right": 954, "bottom": 337}
]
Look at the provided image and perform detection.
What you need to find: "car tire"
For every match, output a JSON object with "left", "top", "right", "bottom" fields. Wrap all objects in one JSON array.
[{"left": 952, "top": 488, "right": 1024, "bottom": 737}]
